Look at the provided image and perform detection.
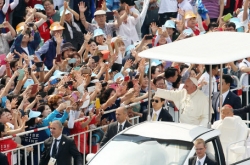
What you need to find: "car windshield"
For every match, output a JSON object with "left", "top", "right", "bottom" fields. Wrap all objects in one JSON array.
[{"left": 88, "top": 134, "right": 193, "bottom": 165}]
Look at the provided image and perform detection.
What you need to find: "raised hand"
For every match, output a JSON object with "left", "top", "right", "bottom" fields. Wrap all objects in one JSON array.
[
  {"left": 54, "top": 32, "right": 63, "bottom": 44},
  {"left": 84, "top": 32, "right": 93, "bottom": 42},
  {"left": 150, "top": 22, "right": 158, "bottom": 35},
  {"left": 124, "top": 59, "right": 133, "bottom": 69},
  {"left": 106, "top": 35, "right": 112, "bottom": 45},
  {"left": 78, "top": 1, "right": 87, "bottom": 13}
]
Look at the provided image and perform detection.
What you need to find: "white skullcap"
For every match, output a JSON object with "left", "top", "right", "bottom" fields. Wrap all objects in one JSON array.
[{"left": 189, "top": 77, "right": 198, "bottom": 86}]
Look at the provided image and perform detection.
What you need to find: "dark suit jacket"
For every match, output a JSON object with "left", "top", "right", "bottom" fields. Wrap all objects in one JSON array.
[
  {"left": 188, "top": 155, "right": 218, "bottom": 165},
  {"left": 211, "top": 91, "right": 242, "bottom": 123},
  {"left": 0, "top": 153, "right": 8, "bottom": 165},
  {"left": 153, "top": 108, "right": 173, "bottom": 122},
  {"left": 100, "top": 121, "right": 132, "bottom": 147},
  {"left": 142, "top": 108, "right": 174, "bottom": 122},
  {"left": 39, "top": 134, "right": 82, "bottom": 165},
  {"left": 234, "top": 104, "right": 250, "bottom": 115}
]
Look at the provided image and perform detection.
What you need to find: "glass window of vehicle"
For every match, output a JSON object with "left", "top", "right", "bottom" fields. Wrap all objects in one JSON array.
[{"left": 88, "top": 134, "right": 193, "bottom": 165}]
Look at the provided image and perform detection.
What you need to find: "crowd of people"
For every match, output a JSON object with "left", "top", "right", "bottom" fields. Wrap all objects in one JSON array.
[{"left": 0, "top": 0, "right": 250, "bottom": 164}]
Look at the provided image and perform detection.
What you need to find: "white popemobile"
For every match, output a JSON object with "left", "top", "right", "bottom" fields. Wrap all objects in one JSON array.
[{"left": 87, "top": 32, "right": 250, "bottom": 165}]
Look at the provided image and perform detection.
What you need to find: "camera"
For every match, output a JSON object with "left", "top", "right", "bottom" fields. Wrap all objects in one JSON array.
[{"left": 28, "top": 22, "right": 34, "bottom": 27}]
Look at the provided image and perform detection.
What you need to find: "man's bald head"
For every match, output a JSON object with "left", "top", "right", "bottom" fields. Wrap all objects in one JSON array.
[
  {"left": 221, "top": 105, "right": 234, "bottom": 120},
  {"left": 116, "top": 106, "right": 128, "bottom": 124}
]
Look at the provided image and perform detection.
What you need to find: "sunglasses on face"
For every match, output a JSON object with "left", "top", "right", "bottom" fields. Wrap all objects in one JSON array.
[{"left": 151, "top": 99, "right": 160, "bottom": 103}]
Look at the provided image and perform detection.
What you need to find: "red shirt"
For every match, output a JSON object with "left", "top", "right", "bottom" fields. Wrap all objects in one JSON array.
[
  {"left": 27, "top": 0, "right": 42, "bottom": 8},
  {"left": 70, "top": 116, "right": 97, "bottom": 154},
  {"left": 38, "top": 19, "right": 53, "bottom": 42},
  {"left": 0, "top": 139, "right": 17, "bottom": 165}
]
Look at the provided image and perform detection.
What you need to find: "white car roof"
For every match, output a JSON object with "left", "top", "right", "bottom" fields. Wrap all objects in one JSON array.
[
  {"left": 123, "top": 122, "right": 219, "bottom": 142},
  {"left": 139, "top": 32, "right": 250, "bottom": 64}
]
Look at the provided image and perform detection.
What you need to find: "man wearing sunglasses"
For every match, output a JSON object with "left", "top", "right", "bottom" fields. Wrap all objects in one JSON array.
[
  {"left": 143, "top": 95, "right": 173, "bottom": 122},
  {"left": 155, "top": 77, "right": 210, "bottom": 127}
]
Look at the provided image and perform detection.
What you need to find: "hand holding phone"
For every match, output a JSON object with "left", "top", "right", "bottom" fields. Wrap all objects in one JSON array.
[
  {"left": 50, "top": 78, "right": 60, "bottom": 85},
  {"left": 124, "top": 76, "right": 130, "bottom": 82},
  {"left": 31, "top": 84, "right": 38, "bottom": 95},
  {"left": 109, "top": 83, "right": 118, "bottom": 90},
  {"left": 28, "top": 68, "right": 31, "bottom": 75},
  {"left": 145, "top": 35, "right": 153, "bottom": 40},
  {"left": 87, "top": 86, "right": 96, "bottom": 93},
  {"left": 35, "top": 62, "right": 44, "bottom": 72},
  {"left": 17, "top": 69, "right": 25, "bottom": 81},
  {"left": 71, "top": 92, "right": 79, "bottom": 102},
  {"left": 56, "top": 54, "right": 61, "bottom": 62},
  {"left": 223, "top": 13, "right": 233, "bottom": 22},
  {"left": 68, "top": 58, "right": 76, "bottom": 64}
]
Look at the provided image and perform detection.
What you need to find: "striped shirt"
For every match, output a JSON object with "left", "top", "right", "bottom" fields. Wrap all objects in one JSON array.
[
  {"left": 202, "top": 0, "right": 220, "bottom": 19},
  {"left": 87, "top": 23, "right": 117, "bottom": 37}
]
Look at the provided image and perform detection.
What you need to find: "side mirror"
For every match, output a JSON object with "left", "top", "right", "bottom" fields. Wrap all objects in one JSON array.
[{"left": 86, "top": 153, "right": 95, "bottom": 162}]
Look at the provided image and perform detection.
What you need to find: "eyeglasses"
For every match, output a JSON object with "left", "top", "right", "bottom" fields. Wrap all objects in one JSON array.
[{"left": 151, "top": 99, "right": 159, "bottom": 103}]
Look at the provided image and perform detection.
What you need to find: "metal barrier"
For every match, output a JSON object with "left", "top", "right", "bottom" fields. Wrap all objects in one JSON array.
[{"left": 1, "top": 116, "right": 140, "bottom": 165}]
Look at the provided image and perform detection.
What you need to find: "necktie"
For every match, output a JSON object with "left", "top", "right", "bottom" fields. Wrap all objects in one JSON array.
[
  {"left": 118, "top": 124, "right": 123, "bottom": 132},
  {"left": 152, "top": 113, "right": 157, "bottom": 121},
  {"left": 52, "top": 139, "right": 59, "bottom": 158},
  {"left": 197, "top": 160, "right": 201, "bottom": 165}
]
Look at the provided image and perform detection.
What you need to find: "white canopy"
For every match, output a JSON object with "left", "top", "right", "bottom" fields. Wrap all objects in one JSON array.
[{"left": 139, "top": 32, "right": 250, "bottom": 64}]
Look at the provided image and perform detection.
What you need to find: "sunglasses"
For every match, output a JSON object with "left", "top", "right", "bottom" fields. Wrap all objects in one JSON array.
[{"left": 151, "top": 99, "right": 160, "bottom": 103}]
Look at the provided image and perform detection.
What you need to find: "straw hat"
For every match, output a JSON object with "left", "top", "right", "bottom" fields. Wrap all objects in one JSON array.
[
  {"left": 185, "top": 11, "right": 197, "bottom": 19},
  {"left": 49, "top": 22, "right": 65, "bottom": 31},
  {"left": 16, "top": 22, "right": 26, "bottom": 33}
]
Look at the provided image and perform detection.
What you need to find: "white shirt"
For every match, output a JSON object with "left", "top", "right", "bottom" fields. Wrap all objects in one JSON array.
[
  {"left": 50, "top": 134, "right": 62, "bottom": 156},
  {"left": 53, "top": 0, "right": 63, "bottom": 9},
  {"left": 239, "top": 59, "right": 250, "bottom": 91},
  {"left": 198, "top": 72, "right": 217, "bottom": 97},
  {"left": 222, "top": 90, "right": 229, "bottom": 104},
  {"left": 114, "top": 51, "right": 124, "bottom": 64},
  {"left": 22, "top": 47, "right": 33, "bottom": 67},
  {"left": 117, "top": 120, "right": 126, "bottom": 133},
  {"left": 177, "top": 0, "right": 194, "bottom": 20},
  {"left": 196, "top": 154, "right": 206, "bottom": 165},
  {"left": 155, "top": 88, "right": 210, "bottom": 127},
  {"left": 159, "top": 0, "right": 178, "bottom": 13},
  {"left": 237, "top": 9, "right": 249, "bottom": 32},
  {"left": 151, "top": 108, "right": 162, "bottom": 121},
  {"left": 116, "top": 16, "right": 139, "bottom": 49},
  {"left": 130, "top": 7, "right": 142, "bottom": 40},
  {"left": 165, "top": 80, "right": 173, "bottom": 90}
]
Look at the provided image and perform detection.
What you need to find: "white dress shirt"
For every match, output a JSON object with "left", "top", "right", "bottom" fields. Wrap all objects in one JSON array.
[
  {"left": 116, "top": 16, "right": 140, "bottom": 48},
  {"left": 217, "top": 90, "right": 229, "bottom": 109},
  {"left": 117, "top": 120, "right": 126, "bottom": 133},
  {"left": 198, "top": 72, "right": 217, "bottom": 97},
  {"left": 155, "top": 88, "right": 210, "bottom": 127},
  {"left": 159, "top": 0, "right": 177, "bottom": 13},
  {"left": 177, "top": 0, "right": 194, "bottom": 20},
  {"left": 239, "top": 59, "right": 250, "bottom": 91},
  {"left": 151, "top": 108, "right": 162, "bottom": 121},
  {"left": 50, "top": 134, "right": 62, "bottom": 156},
  {"left": 196, "top": 154, "right": 206, "bottom": 165},
  {"left": 53, "top": 0, "right": 63, "bottom": 9}
]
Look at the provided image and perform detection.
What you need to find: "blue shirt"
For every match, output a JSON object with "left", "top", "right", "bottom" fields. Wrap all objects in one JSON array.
[{"left": 106, "top": 0, "right": 120, "bottom": 11}]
